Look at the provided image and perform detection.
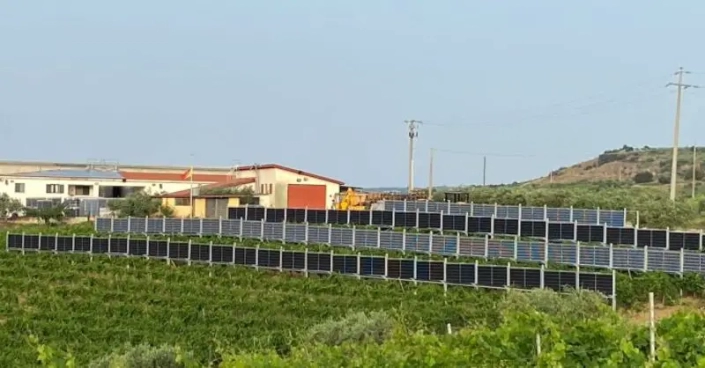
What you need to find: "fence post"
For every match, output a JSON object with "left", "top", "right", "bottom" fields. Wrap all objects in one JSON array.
[
  {"left": 368, "top": 208, "right": 373, "bottom": 226},
  {"left": 506, "top": 262, "right": 511, "bottom": 291},
  {"left": 575, "top": 265, "right": 580, "bottom": 291},
  {"left": 490, "top": 214, "right": 495, "bottom": 237},
  {"left": 428, "top": 232, "right": 433, "bottom": 254},
  {"left": 187, "top": 240, "right": 192, "bottom": 266},
  {"left": 402, "top": 229, "right": 407, "bottom": 253},
  {"left": 609, "top": 244, "right": 614, "bottom": 269},
  {"left": 347, "top": 209, "right": 351, "bottom": 225},
  {"left": 484, "top": 234, "right": 489, "bottom": 259},
  {"left": 281, "top": 222, "right": 286, "bottom": 244},
  {"left": 166, "top": 238, "right": 170, "bottom": 264},
  {"left": 384, "top": 253, "right": 388, "bottom": 280},
  {"left": 304, "top": 248, "right": 309, "bottom": 277},
  {"left": 575, "top": 242, "right": 581, "bottom": 267},
  {"left": 21, "top": 232, "right": 25, "bottom": 254},
  {"left": 90, "top": 234, "right": 94, "bottom": 255},
  {"left": 259, "top": 219, "right": 265, "bottom": 241},
  {"left": 54, "top": 233, "right": 58, "bottom": 255},
  {"left": 255, "top": 244, "right": 260, "bottom": 271},
  {"left": 474, "top": 260, "right": 479, "bottom": 288},
  {"left": 127, "top": 216, "right": 131, "bottom": 233},
  {"left": 162, "top": 217, "right": 166, "bottom": 234},
  {"left": 238, "top": 217, "right": 244, "bottom": 240},
  {"left": 513, "top": 236, "right": 518, "bottom": 261},
  {"left": 701, "top": 230, "right": 704, "bottom": 251},
  {"left": 602, "top": 223, "right": 607, "bottom": 244},
  {"left": 107, "top": 234, "right": 111, "bottom": 259},
  {"left": 415, "top": 208, "right": 420, "bottom": 229},
  {"left": 376, "top": 227, "right": 381, "bottom": 249},
  {"left": 456, "top": 232, "right": 461, "bottom": 258},
  {"left": 612, "top": 270, "right": 617, "bottom": 311},
  {"left": 464, "top": 213, "right": 469, "bottom": 235},
  {"left": 304, "top": 222, "right": 309, "bottom": 245},
  {"left": 304, "top": 207, "right": 308, "bottom": 223},
  {"left": 146, "top": 236, "right": 150, "bottom": 258},
  {"left": 543, "top": 240, "right": 549, "bottom": 265},
  {"left": 144, "top": 216, "right": 149, "bottom": 234},
  {"left": 71, "top": 234, "right": 76, "bottom": 253},
  {"left": 680, "top": 248, "right": 685, "bottom": 276},
  {"left": 324, "top": 209, "right": 329, "bottom": 224},
  {"left": 180, "top": 217, "right": 184, "bottom": 234},
  {"left": 403, "top": 199, "right": 407, "bottom": 212},
  {"left": 443, "top": 258, "right": 448, "bottom": 295},
  {"left": 413, "top": 256, "right": 418, "bottom": 285},
  {"left": 279, "top": 246, "right": 283, "bottom": 272},
  {"left": 126, "top": 234, "right": 131, "bottom": 256},
  {"left": 493, "top": 203, "right": 498, "bottom": 217},
  {"left": 666, "top": 227, "right": 670, "bottom": 250},
  {"left": 543, "top": 205, "right": 548, "bottom": 221},
  {"left": 439, "top": 210, "right": 444, "bottom": 231},
  {"left": 470, "top": 201, "right": 474, "bottom": 217},
  {"left": 596, "top": 207, "right": 601, "bottom": 225},
  {"left": 356, "top": 252, "right": 361, "bottom": 280},
  {"left": 218, "top": 216, "right": 223, "bottom": 237},
  {"left": 391, "top": 208, "right": 396, "bottom": 228},
  {"left": 208, "top": 241, "right": 213, "bottom": 266},
  {"left": 518, "top": 204, "right": 523, "bottom": 221},
  {"left": 110, "top": 217, "right": 114, "bottom": 233},
  {"left": 327, "top": 223, "right": 332, "bottom": 245},
  {"left": 540, "top": 264, "right": 545, "bottom": 289},
  {"left": 643, "top": 246, "right": 649, "bottom": 272},
  {"left": 329, "top": 250, "right": 334, "bottom": 274},
  {"left": 351, "top": 226, "right": 356, "bottom": 251},
  {"left": 38, "top": 232, "right": 42, "bottom": 251},
  {"left": 573, "top": 221, "right": 578, "bottom": 242}
]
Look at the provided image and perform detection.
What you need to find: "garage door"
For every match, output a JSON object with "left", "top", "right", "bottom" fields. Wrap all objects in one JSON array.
[{"left": 287, "top": 184, "right": 327, "bottom": 209}]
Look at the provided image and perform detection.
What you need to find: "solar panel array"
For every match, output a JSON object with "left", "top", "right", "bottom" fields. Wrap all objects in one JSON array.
[
  {"left": 98, "top": 216, "right": 696, "bottom": 275},
  {"left": 5, "top": 232, "right": 615, "bottom": 298},
  {"left": 228, "top": 207, "right": 702, "bottom": 251},
  {"left": 383, "top": 200, "right": 626, "bottom": 227}
]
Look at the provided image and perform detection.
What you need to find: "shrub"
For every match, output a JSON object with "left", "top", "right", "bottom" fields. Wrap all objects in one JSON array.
[
  {"left": 632, "top": 171, "right": 654, "bottom": 184},
  {"left": 303, "top": 310, "right": 395, "bottom": 346}
]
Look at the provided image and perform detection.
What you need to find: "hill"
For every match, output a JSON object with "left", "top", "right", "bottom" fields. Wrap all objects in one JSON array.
[{"left": 532, "top": 145, "right": 705, "bottom": 187}]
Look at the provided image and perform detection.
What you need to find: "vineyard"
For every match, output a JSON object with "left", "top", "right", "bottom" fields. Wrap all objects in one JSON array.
[{"left": 3, "top": 222, "right": 705, "bottom": 366}]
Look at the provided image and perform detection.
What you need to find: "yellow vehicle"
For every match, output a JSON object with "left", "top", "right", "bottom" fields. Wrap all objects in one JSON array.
[
  {"left": 334, "top": 188, "right": 429, "bottom": 210},
  {"left": 335, "top": 188, "right": 367, "bottom": 210}
]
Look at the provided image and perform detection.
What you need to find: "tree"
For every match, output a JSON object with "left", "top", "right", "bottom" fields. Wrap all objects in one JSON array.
[
  {"left": 24, "top": 203, "right": 67, "bottom": 225},
  {"left": 0, "top": 193, "right": 23, "bottom": 218},
  {"left": 107, "top": 191, "right": 174, "bottom": 218}
]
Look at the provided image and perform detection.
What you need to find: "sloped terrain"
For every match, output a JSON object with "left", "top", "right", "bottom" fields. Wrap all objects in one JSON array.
[{"left": 531, "top": 145, "right": 705, "bottom": 186}]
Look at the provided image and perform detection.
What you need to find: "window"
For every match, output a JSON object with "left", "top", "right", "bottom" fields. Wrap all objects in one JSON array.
[
  {"left": 69, "top": 185, "right": 91, "bottom": 196},
  {"left": 174, "top": 198, "right": 191, "bottom": 206},
  {"left": 14, "top": 183, "right": 24, "bottom": 193},
  {"left": 46, "top": 184, "right": 64, "bottom": 194}
]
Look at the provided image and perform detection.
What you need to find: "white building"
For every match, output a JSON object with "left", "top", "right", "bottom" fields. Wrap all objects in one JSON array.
[{"left": 0, "top": 161, "right": 344, "bottom": 212}]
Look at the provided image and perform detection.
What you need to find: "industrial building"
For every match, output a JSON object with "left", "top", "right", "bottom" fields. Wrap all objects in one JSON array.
[{"left": 0, "top": 160, "right": 344, "bottom": 215}]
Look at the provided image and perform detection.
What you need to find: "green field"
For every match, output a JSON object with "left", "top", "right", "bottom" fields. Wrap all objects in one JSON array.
[{"left": 0, "top": 249, "right": 501, "bottom": 366}]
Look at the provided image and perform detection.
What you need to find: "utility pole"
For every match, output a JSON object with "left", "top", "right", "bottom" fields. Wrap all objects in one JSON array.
[
  {"left": 693, "top": 145, "right": 697, "bottom": 198},
  {"left": 428, "top": 148, "right": 434, "bottom": 200},
  {"left": 405, "top": 120, "right": 421, "bottom": 192},
  {"left": 482, "top": 156, "right": 487, "bottom": 186},
  {"left": 666, "top": 67, "right": 700, "bottom": 201}
]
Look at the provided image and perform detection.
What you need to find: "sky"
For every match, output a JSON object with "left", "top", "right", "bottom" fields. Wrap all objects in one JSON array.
[{"left": 1, "top": 1, "right": 704, "bottom": 187}]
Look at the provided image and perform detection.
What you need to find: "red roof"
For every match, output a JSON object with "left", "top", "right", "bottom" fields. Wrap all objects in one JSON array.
[
  {"left": 120, "top": 164, "right": 344, "bottom": 185},
  {"left": 159, "top": 178, "right": 256, "bottom": 198}
]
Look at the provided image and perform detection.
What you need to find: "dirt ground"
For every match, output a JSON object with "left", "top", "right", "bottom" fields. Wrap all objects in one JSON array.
[{"left": 624, "top": 297, "right": 705, "bottom": 325}]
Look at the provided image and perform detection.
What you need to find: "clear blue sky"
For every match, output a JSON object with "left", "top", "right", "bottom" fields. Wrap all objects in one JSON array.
[{"left": 1, "top": 1, "right": 704, "bottom": 187}]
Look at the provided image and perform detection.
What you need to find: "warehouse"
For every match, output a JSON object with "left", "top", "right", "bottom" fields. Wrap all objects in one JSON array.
[{"left": 0, "top": 160, "right": 344, "bottom": 214}]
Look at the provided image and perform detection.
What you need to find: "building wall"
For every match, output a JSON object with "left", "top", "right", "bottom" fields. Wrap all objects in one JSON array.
[
  {"left": 1, "top": 166, "right": 342, "bottom": 209},
  {"left": 272, "top": 169, "right": 340, "bottom": 209},
  {"left": 162, "top": 197, "right": 241, "bottom": 218},
  {"left": 0, "top": 176, "right": 211, "bottom": 206}
]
